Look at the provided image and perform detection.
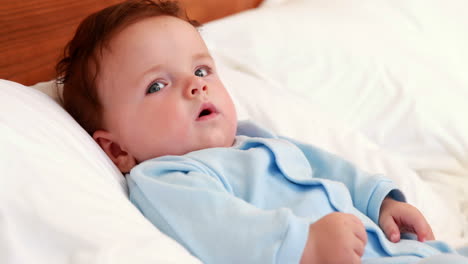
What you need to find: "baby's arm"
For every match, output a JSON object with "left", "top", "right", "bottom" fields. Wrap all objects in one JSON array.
[
  {"left": 128, "top": 156, "right": 311, "bottom": 264},
  {"left": 301, "top": 212, "right": 367, "bottom": 264},
  {"left": 283, "top": 137, "right": 405, "bottom": 223},
  {"left": 379, "top": 197, "right": 435, "bottom": 242},
  {"left": 284, "top": 137, "right": 435, "bottom": 245}
]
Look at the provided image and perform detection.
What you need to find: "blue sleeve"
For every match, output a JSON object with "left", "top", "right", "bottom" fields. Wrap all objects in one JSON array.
[
  {"left": 127, "top": 156, "right": 310, "bottom": 264},
  {"left": 281, "top": 136, "right": 406, "bottom": 224}
]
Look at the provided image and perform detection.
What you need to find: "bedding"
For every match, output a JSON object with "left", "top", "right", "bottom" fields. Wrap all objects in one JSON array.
[
  {"left": 202, "top": 0, "right": 468, "bottom": 245},
  {"left": 1, "top": 0, "right": 467, "bottom": 263}
]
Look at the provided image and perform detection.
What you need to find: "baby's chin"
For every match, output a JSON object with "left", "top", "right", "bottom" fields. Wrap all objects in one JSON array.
[
  {"left": 189, "top": 134, "right": 237, "bottom": 153},
  {"left": 138, "top": 139, "right": 235, "bottom": 162},
  {"left": 191, "top": 138, "right": 236, "bottom": 153}
]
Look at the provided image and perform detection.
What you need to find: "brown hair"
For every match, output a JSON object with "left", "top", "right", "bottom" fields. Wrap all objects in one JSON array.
[{"left": 56, "top": 0, "right": 199, "bottom": 135}]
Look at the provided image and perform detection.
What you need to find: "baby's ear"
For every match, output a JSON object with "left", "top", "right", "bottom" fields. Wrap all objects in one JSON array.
[{"left": 93, "top": 130, "right": 136, "bottom": 173}]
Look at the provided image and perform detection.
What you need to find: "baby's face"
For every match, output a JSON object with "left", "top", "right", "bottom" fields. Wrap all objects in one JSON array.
[{"left": 96, "top": 16, "right": 237, "bottom": 163}]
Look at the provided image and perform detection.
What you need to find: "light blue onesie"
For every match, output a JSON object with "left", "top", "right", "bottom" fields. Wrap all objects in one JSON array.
[{"left": 128, "top": 121, "right": 467, "bottom": 264}]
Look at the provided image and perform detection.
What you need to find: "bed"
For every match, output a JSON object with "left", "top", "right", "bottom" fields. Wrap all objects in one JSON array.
[{"left": 1, "top": 0, "right": 467, "bottom": 263}]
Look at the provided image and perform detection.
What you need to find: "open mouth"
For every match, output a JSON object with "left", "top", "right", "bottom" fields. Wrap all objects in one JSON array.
[
  {"left": 196, "top": 103, "right": 218, "bottom": 121},
  {"left": 199, "top": 109, "right": 212, "bottom": 117}
]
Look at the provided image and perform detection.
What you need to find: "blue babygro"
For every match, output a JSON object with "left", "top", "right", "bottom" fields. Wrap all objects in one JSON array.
[{"left": 128, "top": 121, "right": 466, "bottom": 264}]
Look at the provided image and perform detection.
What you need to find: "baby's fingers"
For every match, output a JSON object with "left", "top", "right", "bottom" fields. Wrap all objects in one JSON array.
[
  {"left": 397, "top": 206, "right": 435, "bottom": 242},
  {"left": 380, "top": 216, "right": 400, "bottom": 243},
  {"left": 411, "top": 218, "right": 435, "bottom": 242}
]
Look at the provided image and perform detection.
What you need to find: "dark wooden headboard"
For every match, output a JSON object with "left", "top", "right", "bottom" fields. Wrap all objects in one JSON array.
[{"left": 0, "top": 0, "right": 262, "bottom": 86}]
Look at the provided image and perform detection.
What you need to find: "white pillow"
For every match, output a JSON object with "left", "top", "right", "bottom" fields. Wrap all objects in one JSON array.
[{"left": 0, "top": 80, "right": 201, "bottom": 264}]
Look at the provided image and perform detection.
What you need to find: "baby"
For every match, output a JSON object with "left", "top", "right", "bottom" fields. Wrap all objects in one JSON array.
[{"left": 57, "top": 0, "right": 467, "bottom": 263}]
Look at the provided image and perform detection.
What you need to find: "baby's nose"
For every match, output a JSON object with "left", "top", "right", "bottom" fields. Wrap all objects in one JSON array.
[
  {"left": 185, "top": 75, "right": 208, "bottom": 98},
  {"left": 190, "top": 85, "right": 207, "bottom": 95}
]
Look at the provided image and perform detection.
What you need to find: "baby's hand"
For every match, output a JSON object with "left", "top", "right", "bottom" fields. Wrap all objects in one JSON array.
[
  {"left": 379, "top": 198, "right": 435, "bottom": 243},
  {"left": 301, "top": 212, "right": 367, "bottom": 264}
]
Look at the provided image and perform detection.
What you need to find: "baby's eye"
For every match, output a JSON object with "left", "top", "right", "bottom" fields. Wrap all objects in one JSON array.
[
  {"left": 146, "top": 81, "right": 166, "bottom": 94},
  {"left": 194, "top": 67, "right": 209, "bottom": 77}
]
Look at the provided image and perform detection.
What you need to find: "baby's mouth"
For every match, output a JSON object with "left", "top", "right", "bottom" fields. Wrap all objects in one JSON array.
[{"left": 196, "top": 103, "right": 218, "bottom": 121}]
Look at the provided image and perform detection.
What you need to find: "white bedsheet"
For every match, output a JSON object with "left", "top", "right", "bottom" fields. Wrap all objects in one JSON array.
[{"left": 202, "top": 0, "right": 468, "bottom": 247}]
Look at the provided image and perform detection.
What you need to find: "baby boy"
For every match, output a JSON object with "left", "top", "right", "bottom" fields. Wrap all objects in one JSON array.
[{"left": 57, "top": 0, "right": 467, "bottom": 263}]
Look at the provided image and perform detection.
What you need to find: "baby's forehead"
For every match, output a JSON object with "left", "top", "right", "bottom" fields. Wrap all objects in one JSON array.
[
  {"left": 95, "top": 15, "right": 207, "bottom": 87},
  {"left": 105, "top": 16, "right": 206, "bottom": 60},
  {"left": 118, "top": 15, "right": 197, "bottom": 39},
  {"left": 99, "top": 16, "right": 195, "bottom": 52}
]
